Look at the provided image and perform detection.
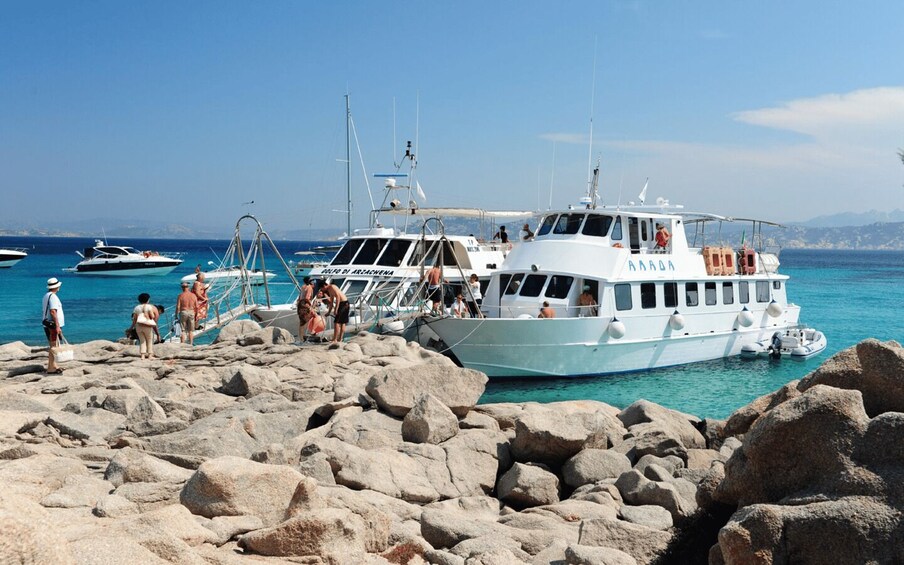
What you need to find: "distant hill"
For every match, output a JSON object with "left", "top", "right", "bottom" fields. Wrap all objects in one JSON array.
[
  {"left": 4, "top": 216, "right": 904, "bottom": 249},
  {"left": 0, "top": 218, "right": 341, "bottom": 241},
  {"left": 795, "top": 209, "right": 904, "bottom": 228}
]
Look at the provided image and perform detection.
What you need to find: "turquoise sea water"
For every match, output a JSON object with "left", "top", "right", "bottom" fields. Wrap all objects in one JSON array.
[{"left": 2, "top": 237, "right": 901, "bottom": 419}]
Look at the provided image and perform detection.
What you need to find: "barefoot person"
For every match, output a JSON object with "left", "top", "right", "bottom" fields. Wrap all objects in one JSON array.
[
  {"left": 42, "top": 277, "right": 65, "bottom": 374},
  {"left": 320, "top": 280, "right": 349, "bottom": 344},
  {"left": 423, "top": 263, "right": 445, "bottom": 315},
  {"left": 176, "top": 281, "right": 199, "bottom": 345}
]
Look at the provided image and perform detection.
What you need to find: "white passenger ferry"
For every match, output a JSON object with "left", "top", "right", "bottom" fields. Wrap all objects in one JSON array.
[
  {"left": 250, "top": 208, "right": 528, "bottom": 336},
  {"left": 417, "top": 183, "right": 822, "bottom": 377}
]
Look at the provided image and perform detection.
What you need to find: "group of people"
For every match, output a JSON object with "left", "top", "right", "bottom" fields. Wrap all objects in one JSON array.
[
  {"left": 295, "top": 277, "right": 348, "bottom": 344},
  {"left": 425, "top": 264, "right": 484, "bottom": 319},
  {"left": 127, "top": 271, "right": 210, "bottom": 359},
  {"left": 537, "top": 285, "right": 598, "bottom": 319}
]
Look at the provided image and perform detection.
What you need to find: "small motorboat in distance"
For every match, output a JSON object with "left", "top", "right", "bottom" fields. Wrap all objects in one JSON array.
[
  {"left": 181, "top": 266, "right": 276, "bottom": 286},
  {"left": 741, "top": 328, "right": 827, "bottom": 359},
  {"left": 0, "top": 247, "right": 28, "bottom": 269},
  {"left": 293, "top": 249, "right": 337, "bottom": 278},
  {"left": 67, "top": 240, "right": 183, "bottom": 276}
]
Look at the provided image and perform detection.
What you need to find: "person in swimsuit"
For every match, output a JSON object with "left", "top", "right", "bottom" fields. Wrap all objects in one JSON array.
[
  {"left": 321, "top": 280, "right": 349, "bottom": 344},
  {"left": 538, "top": 301, "right": 556, "bottom": 319},
  {"left": 176, "top": 281, "right": 199, "bottom": 345},
  {"left": 192, "top": 272, "right": 209, "bottom": 326},
  {"left": 424, "top": 264, "right": 445, "bottom": 315}
]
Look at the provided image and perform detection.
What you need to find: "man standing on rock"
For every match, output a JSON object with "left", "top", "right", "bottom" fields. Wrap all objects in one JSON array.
[
  {"left": 42, "top": 277, "right": 65, "bottom": 374},
  {"left": 321, "top": 280, "right": 348, "bottom": 344},
  {"left": 176, "top": 281, "right": 199, "bottom": 345}
]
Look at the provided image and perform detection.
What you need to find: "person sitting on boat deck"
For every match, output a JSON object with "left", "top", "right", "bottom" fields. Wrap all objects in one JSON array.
[
  {"left": 654, "top": 223, "right": 671, "bottom": 252},
  {"left": 452, "top": 292, "right": 469, "bottom": 318},
  {"left": 538, "top": 301, "right": 556, "bottom": 319},
  {"left": 466, "top": 273, "right": 483, "bottom": 318},
  {"left": 176, "top": 281, "right": 199, "bottom": 346},
  {"left": 519, "top": 223, "right": 534, "bottom": 241},
  {"left": 303, "top": 308, "right": 326, "bottom": 342},
  {"left": 578, "top": 286, "right": 598, "bottom": 316},
  {"left": 423, "top": 263, "right": 446, "bottom": 316},
  {"left": 320, "top": 280, "right": 349, "bottom": 344},
  {"left": 493, "top": 225, "right": 509, "bottom": 244}
]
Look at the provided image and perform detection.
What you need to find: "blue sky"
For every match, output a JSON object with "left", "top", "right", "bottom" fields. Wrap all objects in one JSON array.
[{"left": 2, "top": 1, "right": 903, "bottom": 233}]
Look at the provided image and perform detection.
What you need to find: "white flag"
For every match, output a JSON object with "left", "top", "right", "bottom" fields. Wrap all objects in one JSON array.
[
  {"left": 416, "top": 181, "right": 427, "bottom": 202},
  {"left": 638, "top": 178, "right": 649, "bottom": 205}
]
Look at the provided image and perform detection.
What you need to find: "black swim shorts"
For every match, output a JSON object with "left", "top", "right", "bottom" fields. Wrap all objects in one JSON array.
[{"left": 335, "top": 300, "right": 350, "bottom": 324}]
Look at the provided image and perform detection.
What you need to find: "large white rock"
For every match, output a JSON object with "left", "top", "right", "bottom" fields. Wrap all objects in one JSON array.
[
  {"left": 402, "top": 393, "right": 460, "bottom": 444},
  {"left": 496, "top": 462, "right": 560, "bottom": 508},
  {"left": 562, "top": 448, "right": 632, "bottom": 488},
  {"left": 180, "top": 456, "right": 306, "bottom": 526},
  {"left": 366, "top": 365, "right": 488, "bottom": 417}
]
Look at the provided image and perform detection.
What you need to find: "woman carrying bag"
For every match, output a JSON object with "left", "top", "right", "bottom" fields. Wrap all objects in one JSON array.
[
  {"left": 131, "top": 293, "right": 159, "bottom": 360},
  {"left": 42, "top": 277, "right": 66, "bottom": 374}
]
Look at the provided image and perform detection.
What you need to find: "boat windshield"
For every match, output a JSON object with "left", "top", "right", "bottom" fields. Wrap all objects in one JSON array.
[{"left": 97, "top": 246, "right": 130, "bottom": 256}]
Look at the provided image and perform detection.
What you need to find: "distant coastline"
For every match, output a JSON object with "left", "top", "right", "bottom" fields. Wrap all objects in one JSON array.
[{"left": 4, "top": 220, "right": 904, "bottom": 250}]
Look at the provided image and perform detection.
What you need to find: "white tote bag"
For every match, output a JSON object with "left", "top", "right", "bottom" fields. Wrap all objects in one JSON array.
[{"left": 51, "top": 335, "right": 75, "bottom": 363}]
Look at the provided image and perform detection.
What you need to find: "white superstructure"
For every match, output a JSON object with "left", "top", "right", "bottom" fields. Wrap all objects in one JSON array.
[{"left": 418, "top": 197, "right": 819, "bottom": 378}]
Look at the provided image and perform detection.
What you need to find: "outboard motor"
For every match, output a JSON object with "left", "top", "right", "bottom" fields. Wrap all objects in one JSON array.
[{"left": 770, "top": 331, "right": 783, "bottom": 360}]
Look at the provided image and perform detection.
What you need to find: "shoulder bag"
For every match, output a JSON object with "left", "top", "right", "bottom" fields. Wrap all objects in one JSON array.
[{"left": 136, "top": 305, "right": 157, "bottom": 327}]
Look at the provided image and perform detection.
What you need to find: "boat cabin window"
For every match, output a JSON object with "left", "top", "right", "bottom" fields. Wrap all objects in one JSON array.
[
  {"left": 611, "top": 216, "right": 623, "bottom": 241},
  {"left": 685, "top": 283, "right": 699, "bottom": 307},
  {"left": 553, "top": 213, "right": 584, "bottom": 235},
  {"left": 376, "top": 239, "right": 411, "bottom": 267},
  {"left": 756, "top": 281, "right": 770, "bottom": 303},
  {"left": 723, "top": 282, "right": 734, "bottom": 305},
  {"left": 414, "top": 240, "right": 462, "bottom": 268},
  {"left": 332, "top": 240, "right": 363, "bottom": 265},
  {"left": 773, "top": 281, "right": 782, "bottom": 290},
  {"left": 352, "top": 239, "right": 387, "bottom": 265},
  {"left": 664, "top": 282, "right": 678, "bottom": 308},
  {"left": 545, "top": 275, "right": 574, "bottom": 299},
  {"left": 628, "top": 218, "right": 641, "bottom": 254},
  {"left": 399, "top": 283, "right": 419, "bottom": 306},
  {"left": 641, "top": 221, "right": 649, "bottom": 241},
  {"left": 343, "top": 280, "right": 368, "bottom": 302},
  {"left": 99, "top": 246, "right": 128, "bottom": 256},
  {"left": 739, "top": 281, "right": 749, "bottom": 304},
  {"left": 537, "top": 215, "right": 557, "bottom": 236},
  {"left": 504, "top": 273, "right": 524, "bottom": 295},
  {"left": 640, "top": 283, "right": 656, "bottom": 309},
  {"left": 519, "top": 274, "right": 547, "bottom": 297},
  {"left": 328, "top": 278, "right": 345, "bottom": 291},
  {"left": 581, "top": 215, "right": 613, "bottom": 237},
  {"left": 705, "top": 282, "right": 717, "bottom": 306},
  {"left": 615, "top": 283, "right": 633, "bottom": 311}
]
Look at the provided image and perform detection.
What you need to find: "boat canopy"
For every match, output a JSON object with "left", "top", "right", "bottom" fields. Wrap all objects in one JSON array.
[{"left": 380, "top": 207, "right": 533, "bottom": 219}]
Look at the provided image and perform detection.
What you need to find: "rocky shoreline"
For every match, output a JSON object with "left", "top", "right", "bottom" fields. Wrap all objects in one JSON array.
[{"left": 0, "top": 321, "right": 901, "bottom": 564}]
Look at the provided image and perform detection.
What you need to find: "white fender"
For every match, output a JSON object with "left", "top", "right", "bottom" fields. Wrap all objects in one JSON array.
[
  {"left": 608, "top": 318, "right": 626, "bottom": 339},
  {"left": 669, "top": 310, "right": 685, "bottom": 330},
  {"left": 738, "top": 307, "right": 755, "bottom": 327},
  {"left": 766, "top": 300, "right": 784, "bottom": 317}
]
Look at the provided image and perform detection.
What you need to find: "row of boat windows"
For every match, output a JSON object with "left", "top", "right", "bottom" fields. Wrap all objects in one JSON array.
[
  {"left": 499, "top": 272, "right": 782, "bottom": 309},
  {"left": 614, "top": 280, "right": 782, "bottom": 311},
  {"left": 329, "top": 239, "right": 466, "bottom": 268},
  {"left": 538, "top": 213, "right": 621, "bottom": 238}
]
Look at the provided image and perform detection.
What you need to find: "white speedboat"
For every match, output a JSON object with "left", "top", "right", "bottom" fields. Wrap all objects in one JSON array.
[
  {"left": 68, "top": 240, "right": 183, "bottom": 276},
  {"left": 415, "top": 171, "right": 825, "bottom": 378},
  {"left": 741, "top": 328, "right": 827, "bottom": 359},
  {"left": 0, "top": 247, "right": 27, "bottom": 268},
  {"left": 181, "top": 267, "right": 276, "bottom": 286},
  {"left": 293, "top": 250, "right": 337, "bottom": 278}
]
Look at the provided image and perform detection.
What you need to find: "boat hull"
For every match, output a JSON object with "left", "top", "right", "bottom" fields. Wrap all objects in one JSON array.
[
  {"left": 0, "top": 250, "right": 27, "bottom": 269},
  {"left": 418, "top": 310, "right": 804, "bottom": 377},
  {"left": 181, "top": 270, "right": 275, "bottom": 286},
  {"left": 74, "top": 260, "right": 182, "bottom": 276}
]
